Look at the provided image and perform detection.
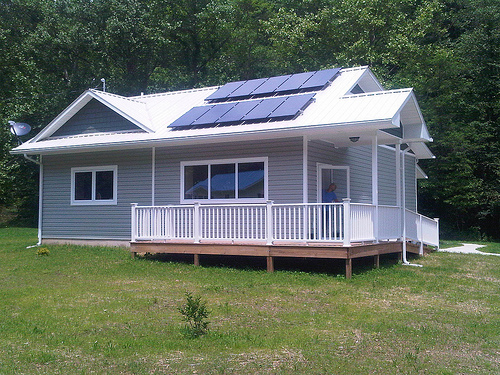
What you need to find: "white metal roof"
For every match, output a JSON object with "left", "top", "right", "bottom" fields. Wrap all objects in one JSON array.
[{"left": 12, "top": 66, "right": 432, "bottom": 155}]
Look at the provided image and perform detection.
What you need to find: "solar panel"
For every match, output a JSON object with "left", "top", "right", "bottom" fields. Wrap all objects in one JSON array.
[
  {"left": 218, "top": 100, "right": 260, "bottom": 123},
  {"left": 242, "top": 97, "right": 286, "bottom": 121},
  {"left": 168, "top": 105, "right": 213, "bottom": 128},
  {"left": 251, "top": 75, "right": 291, "bottom": 95},
  {"left": 269, "top": 93, "right": 315, "bottom": 118},
  {"left": 192, "top": 102, "right": 236, "bottom": 125},
  {"left": 300, "top": 68, "right": 340, "bottom": 89},
  {"left": 205, "top": 81, "right": 245, "bottom": 101},
  {"left": 228, "top": 78, "right": 268, "bottom": 98},
  {"left": 274, "top": 72, "right": 315, "bottom": 93}
]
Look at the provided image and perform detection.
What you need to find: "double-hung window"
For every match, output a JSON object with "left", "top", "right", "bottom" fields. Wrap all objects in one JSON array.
[
  {"left": 181, "top": 158, "right": 267, "bottom": 203},
  {"left": 71, "top": 166, "right": 117, "bottom": 205}
]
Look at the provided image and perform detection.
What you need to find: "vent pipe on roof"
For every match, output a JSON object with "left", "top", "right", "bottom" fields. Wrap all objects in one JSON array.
[{"left": 101, "top": 78, "right": 106, "bottom": 92}]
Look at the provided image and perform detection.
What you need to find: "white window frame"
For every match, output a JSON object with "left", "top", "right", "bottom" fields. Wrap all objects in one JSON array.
[
  {"left": 71, "top": 165, "right": 118, "bottom": 205},
  {"left": 180, "top": 157, "right": 268, "bottom": 204}
]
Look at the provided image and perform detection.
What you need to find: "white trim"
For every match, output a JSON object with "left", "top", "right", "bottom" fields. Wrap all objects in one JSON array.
[
  {"left": 303, "top": 136, "right": 308, "bottom": 203},
  {"left": 30, "top": 90, "right": 153, "bottom": 143},
  {"left": 70, "top": 165, "right": 118, "bottom": 205},
  {"left": 316, "top": 163, "right": 350, "bottom": 203},
  {"left": 180, "top": 157, "right": 268, "bottom": 204},
  {"left": 372, "top": 135, "right": 379, "bottom": 206}
]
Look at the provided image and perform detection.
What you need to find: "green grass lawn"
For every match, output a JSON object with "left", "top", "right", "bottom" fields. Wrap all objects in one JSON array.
[{"left": 1, "top": 228, "right": 499, "bottom": 374}]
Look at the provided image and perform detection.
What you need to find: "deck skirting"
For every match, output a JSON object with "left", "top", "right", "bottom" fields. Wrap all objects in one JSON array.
[{"left": 130, "top": 240, "right": 423, "bottom": 278}]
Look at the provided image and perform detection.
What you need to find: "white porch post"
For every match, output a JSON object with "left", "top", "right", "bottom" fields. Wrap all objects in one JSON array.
[
  {"left": 343, "top": 198, "right": 351, "bottom": 246},
  {"left": 372, "top": 135, "right": 379, "bottom": 242},
  {"left": 194, "top": 202, "right": 201, "bottom": 243},
  {"left": 131, "top": 203, "right": 138, "bottom": 242},
  {"left": 303, "top": 136, "right": 308, "bottom": 203},
  {"left": 396, "top": 143, "right": 402, "bottom": 238},
  {"left": 151, "top": 147, "right": 156, "bottom": 206},
  {"left": 266, "top": 200, "right": 274, "bottom": 245}
]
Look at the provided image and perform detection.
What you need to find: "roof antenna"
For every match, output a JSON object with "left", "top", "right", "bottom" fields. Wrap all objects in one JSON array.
[{"left": 101, "top": 78, "right": 106, "bottom": 92}]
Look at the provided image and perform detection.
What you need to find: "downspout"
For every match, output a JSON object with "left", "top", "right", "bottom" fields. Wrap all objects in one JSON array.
[
  {"left": 401, "top": 147, "right": 422, "bottom": 267},
  {"left": 23, "top": 154, "right": 42, "bottom": 247}
]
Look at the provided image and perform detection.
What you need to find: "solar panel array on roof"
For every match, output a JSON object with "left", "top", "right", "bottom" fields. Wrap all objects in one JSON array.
[
  {"left": 205, "top": 67, "right": 341, "bottom": 102},
  {"left": 168, "top": 93, "right": 316, "bottom": 129}
]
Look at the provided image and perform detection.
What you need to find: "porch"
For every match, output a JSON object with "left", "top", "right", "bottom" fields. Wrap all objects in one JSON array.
[{"left": 130, "top": 201, "right": 439, "bottom": 277}]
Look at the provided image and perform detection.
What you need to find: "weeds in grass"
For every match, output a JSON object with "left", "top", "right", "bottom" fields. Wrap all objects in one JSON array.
[
  {"left": 36, "top": 247, "right": 50, "bottom": 256},
  {"left": 179, "top": 292, "right": 210, "bottom": 338}
]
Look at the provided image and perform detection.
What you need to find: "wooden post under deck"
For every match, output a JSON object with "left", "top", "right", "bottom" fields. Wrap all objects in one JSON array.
[
  {"left": 193, "top": 254, "right": 200, "bottom": 266},
  {"left": 374, "top": 254, "right": 380, "bottom": 269},
  {"left": 345, "top": 258, "right": 352, "bottom": 279},
  {"left": 267, "top": 256, "right": 274, "bottom": 273}
]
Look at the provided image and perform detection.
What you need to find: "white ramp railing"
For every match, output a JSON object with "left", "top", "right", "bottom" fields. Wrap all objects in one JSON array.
[{"left": 131, "top": 201, "right": 439, "bottom": 248}]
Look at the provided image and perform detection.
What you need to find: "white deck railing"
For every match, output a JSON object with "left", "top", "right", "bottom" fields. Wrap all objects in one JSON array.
[{"left": 131, "top": 200, "right": 439, "bottom": 248}]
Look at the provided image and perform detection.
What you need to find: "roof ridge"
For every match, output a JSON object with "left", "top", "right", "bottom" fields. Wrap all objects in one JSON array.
[
  {"left": 340, "top": 88, "right": 412, "bottom": 99},
  {"left": 89, "top": 89, "right": 145, "bottom": 104},
  {"left": 129, "top": 86, "right": 218, "bottom": 99}
]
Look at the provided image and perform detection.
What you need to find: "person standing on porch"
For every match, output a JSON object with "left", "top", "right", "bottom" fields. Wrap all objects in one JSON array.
[{"left": 322, "top": 183, "right": 339, "bottom": 203}]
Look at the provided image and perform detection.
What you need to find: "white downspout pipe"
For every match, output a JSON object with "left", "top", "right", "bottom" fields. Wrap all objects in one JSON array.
[
  {"left": 401, "top": 146, "right": 422, "bottom": 267},
  {"left": 23, "top": 154, "right": 42, "bottom": 247}
]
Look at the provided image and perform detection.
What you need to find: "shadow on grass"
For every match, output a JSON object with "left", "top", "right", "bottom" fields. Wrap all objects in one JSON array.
[{"left": 138, "top": 252, "right": 403, "bottom": 277}]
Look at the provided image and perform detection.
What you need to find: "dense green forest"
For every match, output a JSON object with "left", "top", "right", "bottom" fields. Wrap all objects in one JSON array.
[{"left": 1, "top": 0, "right": 499, "bottom": 239}]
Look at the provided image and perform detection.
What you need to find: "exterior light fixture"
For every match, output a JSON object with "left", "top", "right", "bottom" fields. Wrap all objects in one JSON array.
[{"left": 349, "top": 136, "right": 360, "bottom": 143}]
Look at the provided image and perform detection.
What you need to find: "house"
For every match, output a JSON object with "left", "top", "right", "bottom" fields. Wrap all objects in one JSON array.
[{"left": 11, "top": 66, "right": 439, "bottom": 277}]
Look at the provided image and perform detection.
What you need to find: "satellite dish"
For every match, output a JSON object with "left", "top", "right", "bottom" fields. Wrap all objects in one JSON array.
[{"left": 8, "top": 121, "right": 31, "bottom": 136}]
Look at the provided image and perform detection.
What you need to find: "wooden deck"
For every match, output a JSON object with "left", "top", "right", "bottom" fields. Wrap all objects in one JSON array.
[{"left": 130, "top": 240, "right": 424, "bottom": 278}]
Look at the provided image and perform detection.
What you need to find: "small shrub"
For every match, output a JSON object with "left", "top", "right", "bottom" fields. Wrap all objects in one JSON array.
[
  {"left": 178, "top": 292, "right": 210, "bottom": 338},
  {"left": 36, "top": 247, "right": 50, "bottom": 256}
]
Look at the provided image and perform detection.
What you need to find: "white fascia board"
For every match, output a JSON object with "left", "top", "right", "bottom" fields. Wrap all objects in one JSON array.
[
  {"left": 343, "top": 67, "right": 384, "bottom": 95},
  {"left": 409, "top": 142, "right": 435, "bottom": 160},
  {"left": 29, "top": 90, "right": 94, "bottom": 143},
  {"left": 90, "top": 91, "right": 154, "bottom": 133},
  {"left": 28, "top": 90, "right": 152, "bottom": 143},
  {"left": 416, "top": 164, "right": 428, "bottom": 179}
]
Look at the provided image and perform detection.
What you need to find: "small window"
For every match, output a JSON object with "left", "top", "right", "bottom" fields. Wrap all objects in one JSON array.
[
  {"left": 181, "top": 158, "right": 267, "bottom": 203},
  {"left": 71, "top": 166, "right": 117, "bottom": 205}
]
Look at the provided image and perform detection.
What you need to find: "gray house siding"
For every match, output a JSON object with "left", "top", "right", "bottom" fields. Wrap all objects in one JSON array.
[
  {"left": 308, "top": 141, "right": 417, "bottom": 209},
  {"left": 42, "top": 149, "right": 152, "bottom": 240},
  {"left": 50, "top": 99, "right": 143, "bottom": 138},
  {"left": 378, "top": 146, "right": 397, "bottom": 206},
  {"left": 405, "top": 154, "right": 417, "bottom": 211},
  {"left": 154, "top": 137, "right": 304, "bottom": 205},
  {"left": 308, "top": 141, "right": 373, "bottom": 204}
]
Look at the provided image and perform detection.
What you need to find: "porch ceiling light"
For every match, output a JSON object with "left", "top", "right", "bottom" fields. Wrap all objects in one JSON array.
[{"left": 349, "top": 136, "right": 360, "bottom": 143}]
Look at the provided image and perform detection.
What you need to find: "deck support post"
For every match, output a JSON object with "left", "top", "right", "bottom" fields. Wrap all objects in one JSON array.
[
  {"left": 193, "top": 254, "right": 200, "bottom": 266},
  {"left": 345, "top": 258, "right": 352, "bottom": 279},
  {"left": 266, "top": 256, "right": 274, "bottom": 273},
  {"left": 131, "top": 251, "right": 136, "bottom": 259},
  {"left": 374, "top": 254, "right": 380, "bottom": 269}
]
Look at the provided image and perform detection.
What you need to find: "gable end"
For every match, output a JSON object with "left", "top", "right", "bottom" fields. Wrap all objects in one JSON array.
[{"left": 50, "top": 99, "right": 145, "bottom": 138}]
